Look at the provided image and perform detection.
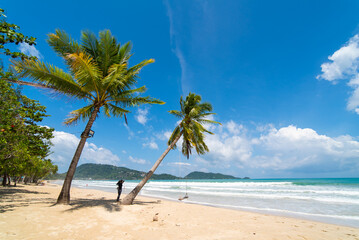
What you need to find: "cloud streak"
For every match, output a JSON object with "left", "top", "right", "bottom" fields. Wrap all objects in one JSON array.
[
  {"left": 164, "top": 0, "right": 191, "bottom": 95},
  {"left": 129, "top": 156, "right": 147, "bottom": 165}
]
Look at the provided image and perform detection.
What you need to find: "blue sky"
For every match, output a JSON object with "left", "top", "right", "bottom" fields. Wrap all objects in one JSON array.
[{"left": 3, "top": 0, "right": 359, "bottom": 178}]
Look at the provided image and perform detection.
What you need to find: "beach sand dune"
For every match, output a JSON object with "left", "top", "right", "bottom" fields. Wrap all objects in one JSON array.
[{"left": 0, "top": 184, "right": 358, "bottom": 240}]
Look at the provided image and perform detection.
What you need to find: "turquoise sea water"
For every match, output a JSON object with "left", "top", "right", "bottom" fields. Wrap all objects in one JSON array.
[{"left": 55, "top": 178, "right": 359, "bottom": 228}]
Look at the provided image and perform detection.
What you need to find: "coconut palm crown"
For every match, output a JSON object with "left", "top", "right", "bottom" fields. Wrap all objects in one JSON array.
[
  {"left": 168, "top": 92, "right": 219, "bottom": 158},
  {"left": 12, "top": 29, "right": 164, "bottom": 204}
]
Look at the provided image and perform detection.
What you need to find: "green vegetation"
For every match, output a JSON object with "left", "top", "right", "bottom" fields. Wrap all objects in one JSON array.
[
  {"left": 47, "top": 163, "right": 178, "bottom": 180},
  {"left": 47, "top": 163, "right": 241, "bottom": 180},
  {"left": 0, "top": 8, "right": 36, "bottom": 63},
  {"left": 123, "top": 93, "right": 221, "bottom": 205},
  {"left": 184, "top": 171, "right": 237, "bottom": 179},
  {"left": 0, "top": 9, "right": 57, "bottom": 186},
  {"left": 0, "top": 80, "right": 57, "bottom": 186}
]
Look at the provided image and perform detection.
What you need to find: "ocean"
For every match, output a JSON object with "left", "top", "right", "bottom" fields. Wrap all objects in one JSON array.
[{"left": 53, "top": 178, "right": 359, "bottom": 228}]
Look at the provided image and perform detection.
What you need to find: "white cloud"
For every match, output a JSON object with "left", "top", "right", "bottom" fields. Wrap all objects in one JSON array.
[
  {"left": 135, "top": 108, "right": 149, "bottom": 125},
  {"left": 129, "top": 156, "right": 147, "bottom": 164},
  {"left": 251, "top": 125, "right": 359, "bottom": 170},
  {"left": 143, "top": 140, "right": 159, "bottom": 150},
  {"left": 199, "top": 121, "right": 359, "bottom": 175},
  {"left": 18, "top": 43, "right": 42, "bottom": 59},
  {"left": 317, "top": 34, "right": 359, "bottom": 113},
  {"left": 49, "top": 131, "right": 121, "bottom": 172}
]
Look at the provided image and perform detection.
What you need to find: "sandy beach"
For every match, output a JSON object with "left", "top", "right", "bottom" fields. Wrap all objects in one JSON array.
[{"left": 0, "top": 183, "right": 358, "bottom": 240}]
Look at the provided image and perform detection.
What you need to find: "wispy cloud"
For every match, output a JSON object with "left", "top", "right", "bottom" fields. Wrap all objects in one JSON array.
[
  {"left": 143, "top": 139, "right": 159, "bottom": 150},
  {"left": 170, "top": 162, "right": 191, "bottom": 166},
  {"left": 129, "top": 156, "right": 147, "bottom": 165},
  {"left": 18, "top": 43, "right": 42, "bottom": 59},
  {"left": 317, "top": 34, "right": 359, "bottom": 113},
  {"left": 164, "top": 0, "right": 190, "bottom": 95},
  {"left": 123, "top": 123, "right": 134, "bottom": 139}
]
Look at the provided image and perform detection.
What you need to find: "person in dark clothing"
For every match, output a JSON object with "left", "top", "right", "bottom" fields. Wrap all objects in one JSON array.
[{"left": 116, "top": 179, "right": 124, "bottom": 202}]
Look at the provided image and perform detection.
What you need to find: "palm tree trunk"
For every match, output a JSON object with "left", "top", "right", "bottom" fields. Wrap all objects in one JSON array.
[
  {"left": 122, "top": 133, "right": 182, "bottom": 205},
  {"left": 2, "top": 173, "right": 7, "bottom": 186},
  {"left": 56, "top": 105, "right": 100, "bottom": 204}
]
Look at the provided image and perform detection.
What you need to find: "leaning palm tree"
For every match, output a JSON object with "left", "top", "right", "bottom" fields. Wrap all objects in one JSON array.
[
  {"left": 122, "top": 92, "right": 220, "bottom": 205},
  {"left": 12, "top": 29, "right": 164, "bottom": 204}
]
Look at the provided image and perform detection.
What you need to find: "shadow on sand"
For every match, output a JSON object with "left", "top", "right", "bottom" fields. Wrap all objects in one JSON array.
[
  {"left": 0, "top": 186, "right": 52, "bottom": 213},
  {"left": 1, "top": 186, "right": 162, "bottom": 214},
  {"left": 62, "top": 198, "right": 161, "bottom": 212},
  {"left": 62, "top": 197, "right": 123, "bottom": 212}
]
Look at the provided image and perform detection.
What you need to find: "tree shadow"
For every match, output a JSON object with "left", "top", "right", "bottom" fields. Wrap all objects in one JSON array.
[
  {"left": 62, "top": 198, "right": 161, "bottom": 212},
  {"left": 0, "top": 185, "right": 49, "bottom": 197},
  {"left": 132, "top": 199, "right": 162, "bottom": 205},
  {"left": 63, "top": 197, "right": 122, "bottom": 212},
  {"left": 0, "top": 186, "right": 53, "bottom": 213}
]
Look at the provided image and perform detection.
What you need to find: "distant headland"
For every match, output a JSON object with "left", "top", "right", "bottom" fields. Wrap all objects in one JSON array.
[{"left": 47, "top": 163, "right": 250, "bottom": 180}]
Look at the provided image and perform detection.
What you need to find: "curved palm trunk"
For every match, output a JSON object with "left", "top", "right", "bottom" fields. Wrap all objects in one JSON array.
[
  {"left": 122, "top": 133, "right": 182, "bottom": 205},
  {"left": 56, "top": 106, "right": 100, "bottom": 204}
]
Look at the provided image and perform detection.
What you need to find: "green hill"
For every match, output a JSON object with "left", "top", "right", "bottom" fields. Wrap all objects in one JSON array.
[
  {"left": 47, "top": 163, "right": 179, "bottom": 180},
  {"left": 184, "top": 171, "right": 238, "bottom": 179},
  {"left": 47, "top": 163, "right": 243, "bottom": 180}
]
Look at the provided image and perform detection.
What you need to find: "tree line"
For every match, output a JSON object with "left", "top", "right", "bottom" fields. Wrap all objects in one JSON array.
[{"left": 0, "top": 8, "right": 57, "bottom": 186}]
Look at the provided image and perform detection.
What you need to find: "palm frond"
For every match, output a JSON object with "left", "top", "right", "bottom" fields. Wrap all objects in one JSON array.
[
  {"left": 118, "top": 41, "right": 132, "bottom": 63},
  {"left": 64, "top": 105, "right": 94, "bottom": 125},
  {"left": 98, "top": 30, "right": 119, "bottom": 76},
  {"left": 66, "top": 52, "right": 102, "bottom": 96},
  {"left": 168, "top": 125, "right": 181, "bottom": 149},
  {"left": 168, "top": 110, "right": 183, "bottom": 119},
  {"left": 47, "top": 29, "right": 80, "bottom": 58},
  {"left": 81, "top": 30, "right": 99, "bottom": 60},
  {"left": 108, "top": 103, "right": 130, "bottom": 117},
  {"left": 101, "top": 63, "right": 128, "bottom": 95},
  {"left": 112, "top": 59, "right": 154, "bottom": 91},
  {"left": 12, "top": 59, "right": 90, "bottom": 99},
  {"left": 109, "top": 95, "right": 164, "bottom": 108}
]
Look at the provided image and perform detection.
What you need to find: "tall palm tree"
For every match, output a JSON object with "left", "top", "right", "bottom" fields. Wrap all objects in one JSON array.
[
  {"left": 12, "top": 29, "right": 164, "bottom": 204},
  {"left": 122, "top": 93, "right": 220, "bottom": 205}
]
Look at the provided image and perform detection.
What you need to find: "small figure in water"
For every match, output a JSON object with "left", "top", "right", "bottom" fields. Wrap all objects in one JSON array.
[{"left": 116, "top": 179, "right": 124, "bottom": 202}]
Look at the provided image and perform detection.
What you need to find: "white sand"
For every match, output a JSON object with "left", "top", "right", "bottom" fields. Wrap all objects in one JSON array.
[{"left": 0, "top": 183, "right": 358, "bottom": 240}]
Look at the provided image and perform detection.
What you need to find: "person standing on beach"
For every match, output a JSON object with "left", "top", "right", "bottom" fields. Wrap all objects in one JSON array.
[{"left": 116, "top": 180, "right": 124, "bottom": 202}]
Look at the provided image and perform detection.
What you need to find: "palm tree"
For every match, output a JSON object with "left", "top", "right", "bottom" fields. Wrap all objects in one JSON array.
[
  {"left": 12, "top": 29, "right": 164, "bottom": 204},
  {"left": 122, "top": 92, "right": 220, "bottom": 205}
]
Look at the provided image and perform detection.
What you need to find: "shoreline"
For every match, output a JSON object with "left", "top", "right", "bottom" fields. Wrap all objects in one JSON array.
[
  {"left": 1, "top": 183, "right": 358, "bottom": 240},
  {"left": 54, "top": 179, "right": 359, "bottom": 228}
]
